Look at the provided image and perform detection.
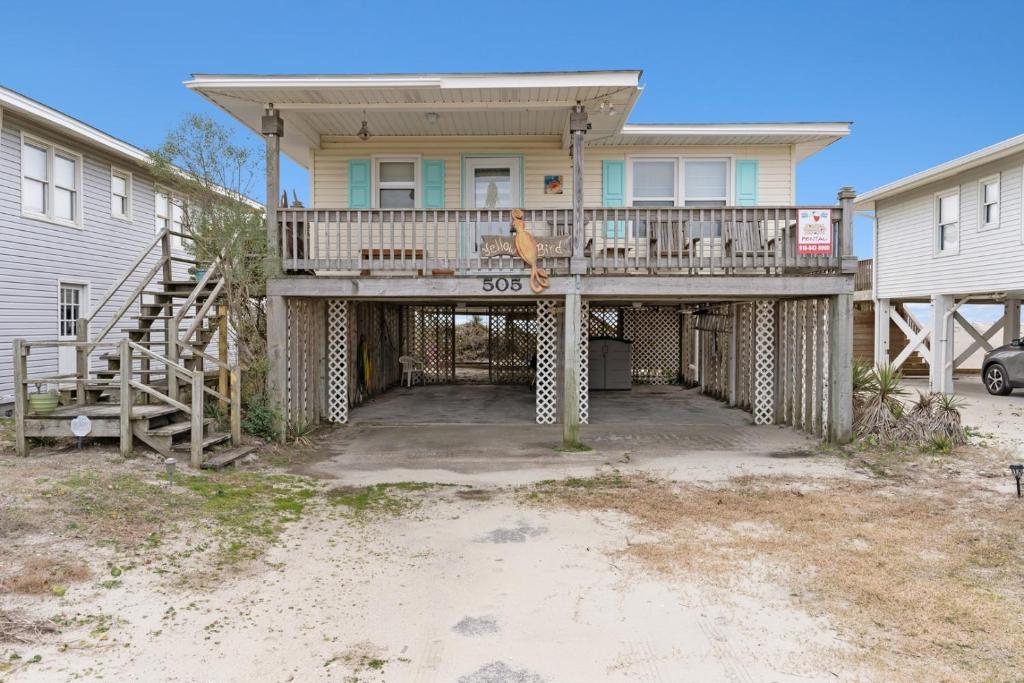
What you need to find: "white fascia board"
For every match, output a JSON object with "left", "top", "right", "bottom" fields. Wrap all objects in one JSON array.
[
  {"left": 856, "top": 132, "right": 1024, "bottom": 210},
  {"left": 439, "top": 71, "right": 641, "bottom": 90},
  {"left": 186, "top": 75, "right": 444, "bottom": 90},
  {"left": 620, "top": 122, "right": 851, "bottom": 137},
  {"left": 0, "top": 86, "right": 149, "bottom": 164}
]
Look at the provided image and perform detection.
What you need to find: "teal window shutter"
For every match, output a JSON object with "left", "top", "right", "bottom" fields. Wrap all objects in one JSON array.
[
  {"left": 602, "top": 160, "right": 626, "bottom": 238},
  {"left": 422, "top": 160, "right": 445, "bottom": 208},
  {"left": 348, "top": 159, "right": 371, "bottom": 208},
  {"left": 735, "top": 160, "right": 758, "bottom": 206}
]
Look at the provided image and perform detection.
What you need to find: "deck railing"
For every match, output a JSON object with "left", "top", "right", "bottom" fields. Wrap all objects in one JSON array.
[
  {"left": 279, "top": 205, "right": 847, "bottom": 275},
  {"left": 855, "top": 258, "right": 873, "bottom": 291}
]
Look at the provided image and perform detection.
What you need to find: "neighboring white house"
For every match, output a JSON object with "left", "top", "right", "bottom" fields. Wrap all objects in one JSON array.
[
  {"left": 0, "top": 85, "right": 192, "bottom": 411},
  {"left": 856, "top": 133, "right": 1024, "bottom": 393}
]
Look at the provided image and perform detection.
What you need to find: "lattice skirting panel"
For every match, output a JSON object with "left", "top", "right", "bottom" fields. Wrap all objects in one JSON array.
[
  {"left": 347, "top": 302, "right": 402, "bottom": 408},
  {"left": 285, "top": 298, "right": 328, "bottom": 429},
  {"left": 401, "top": 306, "right": 455, "bottom": 384},
  {"left": 753, "top": 301, "right": 777, "bottom": 425},
  {"left": 488, "top": 305, "right": 536, "bottom": 385},
  {"left": 775, "top": 298, "right": 832, "bottom": 438},
  {"left": 733, "top": 303, "right": 756, "bottom": 411},
  {"left": 680, "top": 310, "right": 698, "bottom": 386},
  {"left": 578, "top": 301, "right": 589, "bottom": 424},
  {"left": 695, "top": 306, "right": 732, "bottom": 401},
  {"left": 623, "top": 307, "right": 681, "bottom": 384},
  {"left": 535, "top": 300, "right": 558, "bottom": 424},
  {"left": 327, "top": 300, "right": 349, "bottom": 423}
]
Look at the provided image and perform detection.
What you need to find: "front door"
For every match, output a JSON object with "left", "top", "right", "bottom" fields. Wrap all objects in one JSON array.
[
  {"left": 463, "top": 157, "right": 523, "bottom": 258},
  {"left": 57, "top": 283, "right": 86, "bottom": 381}
]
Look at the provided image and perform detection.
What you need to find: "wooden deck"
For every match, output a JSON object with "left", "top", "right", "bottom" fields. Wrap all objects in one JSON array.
[{"left": 22, "top": 404, "right": 182, "bottom": 438}]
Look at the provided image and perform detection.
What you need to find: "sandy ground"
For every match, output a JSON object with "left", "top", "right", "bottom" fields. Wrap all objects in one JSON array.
[
  {"left": 904, "top": 375, "right": 1024, "bottom": 453},
  {"left": 6, "top": 482, "right": 850, "bottom": 683}
]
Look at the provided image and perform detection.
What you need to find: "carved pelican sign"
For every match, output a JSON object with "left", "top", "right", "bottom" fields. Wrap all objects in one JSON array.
[{"left": 510, "top": 208, "right": 550, "bottom": 293}]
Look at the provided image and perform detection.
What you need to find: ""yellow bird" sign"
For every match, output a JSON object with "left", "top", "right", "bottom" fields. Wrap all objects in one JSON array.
[{"left": 510, "top": 208, "right": 550, "bottom": 293}]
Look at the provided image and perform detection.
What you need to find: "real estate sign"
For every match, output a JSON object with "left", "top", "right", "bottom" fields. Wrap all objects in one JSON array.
[{"left": 797, "top": 209, "right": 832, "bottom": 255}]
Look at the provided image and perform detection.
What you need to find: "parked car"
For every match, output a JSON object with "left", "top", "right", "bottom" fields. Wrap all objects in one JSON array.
[{"left": 982, "top": 339, "right": 1024, "bottom": 395}]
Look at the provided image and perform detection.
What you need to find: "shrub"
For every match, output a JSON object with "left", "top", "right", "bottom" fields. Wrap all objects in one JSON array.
[{"left": 241, "top": 398, "right": 280, "bottom": 441}]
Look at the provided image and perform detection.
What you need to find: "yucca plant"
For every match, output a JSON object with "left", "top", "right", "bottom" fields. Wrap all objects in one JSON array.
[
  {"left": 853, "top": 364, "right": 907, "bottom": 440},
  {"left": 933, "top": 393, "right": 967, "bottom": 445}
]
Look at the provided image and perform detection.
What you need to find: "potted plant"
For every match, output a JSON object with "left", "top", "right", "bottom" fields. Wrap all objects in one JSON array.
[{"left": 28, "top": 382, "right": 59, "bottom": 416}]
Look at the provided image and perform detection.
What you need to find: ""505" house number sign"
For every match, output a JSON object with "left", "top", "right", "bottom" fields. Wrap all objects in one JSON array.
[{"left": 481, "top": 277, "right": 523, "bottom": 292}]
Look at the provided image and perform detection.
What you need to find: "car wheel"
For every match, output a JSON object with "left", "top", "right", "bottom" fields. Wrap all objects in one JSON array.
[{"left": 984, "top": 363, "right": 1012, "bottom": 396}]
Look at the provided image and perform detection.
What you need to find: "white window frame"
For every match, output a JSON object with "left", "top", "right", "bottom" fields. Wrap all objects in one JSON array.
[
  {"left": 978, "top": 173, "right": 1000, "bottom": 231},
  {"left": 372, "top": 155, "right": 421, "bottom": 209},
  {"left": 155, "top": 188, "right": 187, "bottom": 250},
  {"left": 56, "top": 279, "right": 90, "bottom": 338},
  {"left": 626, "top": 155, "right": 735, "bottom": 239},
  {"left": 20, "top": 133, "right": 83, "bottom": 228},
  {"left": 681, "top": 157, "right": 733, "bottom": 206},
  {"left": 111, "top": 167, "right": 133, "bottom": 221},
  {"left": 934, "top": 187, "right": 960, "bottom": 257}
]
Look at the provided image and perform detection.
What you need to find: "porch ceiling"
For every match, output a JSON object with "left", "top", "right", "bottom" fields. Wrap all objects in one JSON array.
[{"left": 185, "top": 71, "right": 643, "bottom": 166}]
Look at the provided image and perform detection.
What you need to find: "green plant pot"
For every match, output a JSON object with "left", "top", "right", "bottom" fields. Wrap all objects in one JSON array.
[{"left": 29, "top": 392, "right": 59, "bottom": 416}]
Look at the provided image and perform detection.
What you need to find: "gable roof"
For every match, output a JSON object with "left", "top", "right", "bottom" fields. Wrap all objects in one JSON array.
[{"left": 856, "top": 132, "right": 1024, "bottom": 211}]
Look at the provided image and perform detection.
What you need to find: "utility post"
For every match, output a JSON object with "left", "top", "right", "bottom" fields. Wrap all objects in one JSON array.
[
  {"left": 262, "top": 106, "right": 288, "bottom": 440},
  {"left": 563, "top": 103, "right": 589, "bottom": 446}
]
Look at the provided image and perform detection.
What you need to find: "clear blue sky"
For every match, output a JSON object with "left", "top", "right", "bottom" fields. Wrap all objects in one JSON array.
[{"left": 4, "top": 0, "right": 1023, "bottom": 260}]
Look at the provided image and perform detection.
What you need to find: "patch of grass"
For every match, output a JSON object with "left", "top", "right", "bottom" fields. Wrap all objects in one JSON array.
[
  {"left": 327, "top": 482, "right": 438, "bottom": 516},
  {"left": 0, "top": 557, "right": 90, "bottom": 595},
  {"left": 530, "top": 470, "right": 1024, "bottom": 683},
  {"left": 555, "top": 441, "right": 593, "bottom": 453}
]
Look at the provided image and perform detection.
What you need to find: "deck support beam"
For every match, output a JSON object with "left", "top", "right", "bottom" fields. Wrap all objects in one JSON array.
[
  {"left": 829, "top": 293, "right": 854, "bottom": 443},
  {"left": 1005, "top": 298, "right": 1022, "bottom": 345},
  {"left": 267, "top": 294, "right": 288, "bottom": 441},
  {"left": 561, "top": 289, "right": 582, "bottom": 446},
  {"left": 569, "top": 104, "right": 588, "bottom": 275},
  {"left": 930, "top": 294, "right": 955, "bottom": 394},
  {"left": 263, "top": 106, "right": 283, "bottom": 275}
]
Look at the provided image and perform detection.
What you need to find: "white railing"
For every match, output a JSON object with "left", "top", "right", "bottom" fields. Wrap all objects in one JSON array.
[{"left": 279, "top": 205, "right": 846, "bottom": 275}]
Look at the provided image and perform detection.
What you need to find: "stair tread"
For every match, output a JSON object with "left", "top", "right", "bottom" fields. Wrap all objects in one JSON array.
[
  {"left": 146, "top": 418, "right": 216, "bottom": 437},
  {"left": 172, "top": 432, "right": 231, "bottom": 452},
  {"left": 201, "top": 445, "right": 256, "bottom": 470}
]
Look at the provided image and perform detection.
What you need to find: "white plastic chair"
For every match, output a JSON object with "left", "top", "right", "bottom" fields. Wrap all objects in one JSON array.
[{"left": 399, "top": 355, "right": 424, "bottom": 387}]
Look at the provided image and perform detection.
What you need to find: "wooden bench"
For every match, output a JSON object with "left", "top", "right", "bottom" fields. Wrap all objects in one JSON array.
[{"left": 359, "top": 248, "right": 425, "bottom": 275}]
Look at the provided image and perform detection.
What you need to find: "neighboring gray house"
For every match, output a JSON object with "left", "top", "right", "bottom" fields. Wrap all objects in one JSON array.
[
  {"left": 856, "top": 133, "right": 1024, "bottom": 393},
  {"left": 0, "top": 86, "right": 189, "bottom": 410}
]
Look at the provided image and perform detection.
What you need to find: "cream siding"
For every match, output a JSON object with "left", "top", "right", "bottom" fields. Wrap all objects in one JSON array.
[
  {"left": 875, "top": 150, "right": 1024, "bottom": 299},
  {"left": 311, "top": 137, "right": 795, "bottom": 208}
]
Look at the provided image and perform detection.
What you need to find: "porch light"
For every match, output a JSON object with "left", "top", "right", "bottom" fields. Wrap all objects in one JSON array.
[
  {"left": 607, "top": 102, "right": 617, "bottom": 117},
  {"left": 357, "top": 119, "right": 372, "bottom": 141},
  {"left": 425, "top": 112, "right": 440, "bottom": 125},
  {"left": 1011, "top": 464, "right": 1023, "bottom": 497}
]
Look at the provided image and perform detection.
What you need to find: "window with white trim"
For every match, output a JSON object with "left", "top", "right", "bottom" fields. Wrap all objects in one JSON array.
[
  {"left": 111, "top": 168, "right": 131, "bottom": 219},
  {"left": 979, "top": 175, "right": 999, "bottom": 229},
  {"left": 936, "top": 190, "right": 959, "bottom": 254},
  {"left": 155, "top": 191, "right": 186, "bottom": 249},
  {"left": 376, "top": 159, "right": 416, "bottom": 208},
  {"left": 59, "top": 283, "right": 85, "bottom": 338},
  {"left": 682, "top": 159, "right": 729, "bottom": 206},
  {"left": 22, "top": 137, "right": 81, "bottom": 225}
]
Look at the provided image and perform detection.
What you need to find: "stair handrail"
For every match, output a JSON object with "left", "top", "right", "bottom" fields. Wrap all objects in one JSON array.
[
  {"left": 170, "top": 255, "right": 223, "bottom": 332},
  {"left": 87, "top": 229, "right": 171, "bottom": 343},
  {"left": 181, "top": 278, "right": 226, "bottom": 342},
  {"left": 128, "top": 340, "right": 194, "bottom": 380}
]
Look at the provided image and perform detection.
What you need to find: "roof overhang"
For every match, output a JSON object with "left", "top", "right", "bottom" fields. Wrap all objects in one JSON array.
[
  {"left": 856, "top": 132, "right": 1024, "bottom": 211},
  {"left": 596, "top": 122, "right": 851, "bottom": 160},
  {"left": 0, "top": 85, "right": 150, "bottom": 164},
  {"left": 185, "top": 71, "right": 645, "bottom": 167}
]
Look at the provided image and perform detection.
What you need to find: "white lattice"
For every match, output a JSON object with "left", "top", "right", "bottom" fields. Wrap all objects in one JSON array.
[
  {"left": 327, "top": 300, "right": 349, "bottom": 423},
  {"left": 753, "top": 301, "right": 776, "bottom": 425},
  {"left": 579, "top": 301, "right": 589, "bottom": 424},
  {"left": 623, "top": 307, "right": 680, "bottom": 384},
  {"left": 535, "top": 300, "right": 558, "bottom": 425},
  {"left": 821, "top": 297, "right": 831, "bottom": 439}
]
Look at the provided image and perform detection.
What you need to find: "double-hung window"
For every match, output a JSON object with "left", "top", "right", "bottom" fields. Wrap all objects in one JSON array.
[
  {"left": 155, "top": 191, "right": 187, "bottom": 249},
  {"left": 376, "top": 159, "right": 417, "bottom": 208},
  {"left": 683, "top": 158, "right": 729, "bottom": 237},
  {"left": 979, "top": 175, "right": 999, "bottom": 229},
  {"left": 630, "top": 159, "right": 676, "bottom": 238},
  {"left": 111, "top": 168, "right": 132, "bottom": 220},
  {"left": 22, "top": 137, "right": 81, "bottom": 226},
  {"left": 936, "top": 189, "right": 960, "bottom": 254},
  {"left": 630, "top": 157, "right": 732, "bottom": 238}
]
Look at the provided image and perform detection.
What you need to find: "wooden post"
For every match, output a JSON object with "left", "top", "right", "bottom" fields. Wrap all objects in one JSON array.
[
  {"left": 191, "top": 370, "right": 205, "bottom": 468},
  {"left": 218, "top": 304, "right": 229, "bottom": 408},
  {"left": 267, "top": 294, "right": 288, "bottom": 441},
  {"left": 160, "top": 230, "right": 174, "bottom": 284},
  {"left": 119, "top": 340, "right": 132, "bottom": 457},
  {"left": 829, "top": 293, "right": 854, "bottom": 443},
  {"left": 13, "top": 339, "right": 28, "bottom": 456},
  {"left": 727, "top": 304, "right": 738, "bottom": 406},
  {"left": 930, "top": 294, "right": 954, "bottom": 394},
  {"left": 1004, "top": 298, "right": 1022, "bottom": 345},
  {"left": 75, "top": 318, "right": 89, "bottom": 406},
  {"left": 569, "top": 104, "right": 588, "bottom": 275},
  {"left": 837, "top": 187, "right": 855, "bottom": 257},
  {"left": 230, "top": 366, "right": 242, "bottom": 446},
  {"left": 562, "top": 291, "right": 582, "bottom": 446},
  {"left": 263, "top": 106, "right": 284, "bottom": 274},
  {"left": 873, "top": 298, "right": 891, "bottom": 368}
]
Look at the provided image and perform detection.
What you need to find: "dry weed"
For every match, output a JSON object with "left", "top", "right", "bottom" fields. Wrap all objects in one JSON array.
[
  {"left": 0, "top": 556, "right": 91, "bottom": 595},
  {"left": 531, "top": 470, "right": 1024, "bottom": 683}
]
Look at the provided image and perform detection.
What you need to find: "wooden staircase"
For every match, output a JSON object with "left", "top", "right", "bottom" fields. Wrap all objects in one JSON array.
[{"left": 14, "top": 228, "right": 249, "bottom": 467}]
